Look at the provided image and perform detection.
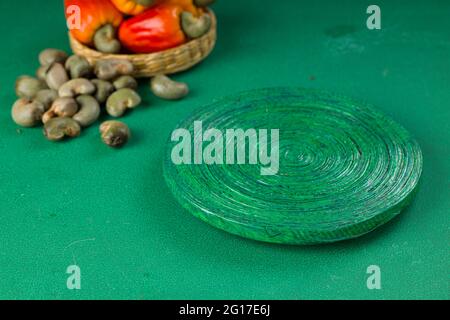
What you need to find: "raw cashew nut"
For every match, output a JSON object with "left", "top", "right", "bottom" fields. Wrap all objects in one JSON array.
[
  {"left": 11, "top": 98, "right": 45, "bottom": 127},
  {"left": 194, "top": 0, "right": 215, "bottom": 7},
  {"left": 59, "top": 79, "right": 96, "bottom": 98},
  {"left": 106, "top": 88, "right": 141, "bottom": 117},
  {"left": 36, "top": 65, "right": 51, "bottom": 81},
  {"left": 65, "top": 55, "right": 92, "bottom": 79},
  {"left": 100, "top": 120, "right": 130, "bottom": 148},
  {"left": 43, "top": 117, "right": 81, "bottom": 141},
  {"left": 91, "top": 79, "right": 115, "bottom": 104},
  {"left": 15, "top": 76, "right": 48, "bottom": 99},
  {"left": 133, "top": 0, "right": 155, "bottom": 6},
  {"left": 94, "top": 59, "right": 134, "bottom": 81},
  {"left": 42, "top": 97, "right": 79, "bottom": 124},
  {"left": 73, "top": 95, "right": 101, "bottom": 127},
  {"left": 181, "top": 12, "right": 211, "bottom": 38},
  {"left": 34, "top": 89, "right": 58, "bottom": 111},
  {"left": 46, "top": 63, "right": 70, "bottom": 90},
  {"left": 93, "top": 24, "right": 121, "bottom": 54},
  {"left": 39, "top": 49, "right": 68, "bottom": 67},
  {"left": 113, "top": 75, "right": 138, "bottom": 90},
  {"left": 150, "top": 74, "right": 189, "bottom": 100}
]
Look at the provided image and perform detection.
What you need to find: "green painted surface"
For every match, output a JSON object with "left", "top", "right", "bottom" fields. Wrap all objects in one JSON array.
[
  {"left": 164, "top": 87, "right": 423, "bottom": 245},
  {"left": 0, "top": 0, "right": 448, "bottom": 299}
]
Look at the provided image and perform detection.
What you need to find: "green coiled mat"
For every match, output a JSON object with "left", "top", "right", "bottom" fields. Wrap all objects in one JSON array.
[{"left": 163, "top": 87, "right": 423, "bottom": 245}]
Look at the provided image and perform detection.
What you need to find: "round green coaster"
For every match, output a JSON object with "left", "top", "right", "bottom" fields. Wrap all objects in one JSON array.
[{"left": 163, "top": 87, "right": 422, "bottom": 245}]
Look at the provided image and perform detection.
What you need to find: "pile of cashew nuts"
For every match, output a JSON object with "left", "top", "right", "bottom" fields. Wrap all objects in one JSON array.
[{"left": 12, "top": 48, "right": 189, "bottom": 148}]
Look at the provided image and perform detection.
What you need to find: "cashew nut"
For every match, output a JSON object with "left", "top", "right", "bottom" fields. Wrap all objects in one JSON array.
[
  {"left": 65, "top": 55, "right": 92, "bottom": 79},
  {"left": 58, "top": 79, "right": 96, "bottom": 98},
  {"left": 42, "top": 97, "right": 79, "bottom": 124},
  {"left": 181, "top": 12, "right": 211, "bottom": 38},
  {"left": 94, "top": 59, "right": 134, "bottom": 80},
  {"left": 194, "top": 0, "right": 215, "bottom": 7},
  {"left": 15, "top": 76, "right": 48, "bottom": 99},
  {"left": 106, "top": 88, "right": 141, "bottom": 117},
  {"left": 150, "top": 74, "right": 189, "bottom": 100},
  {"left": 73, "top": 95, "right": 101, "bottom": 127},
  {"left": 91, "top": 79, "right": 115, "bottom": 104},
  {"left": 36, "top": 65, "right": 51, "bottom": 81},
  {"left": 133, "top": 0, "right": 155, "bottom": 6},
  {"left": 39, "top": 49, "right": 68, "bottom": 67},
  {"left": 93, "top": 24, "right": 121, "bottom": 54},
  {"left": 100, "top": 120, "right": 130, "bottom": 148},
  {"left": 34, "top": 89, "right": 58, "bottom": 111},
  {"left": 43, "top": 117, "right": 81, "bottom": 141},
  {"left": 46, "top": 63, "right": 70, "bottom": 90},
  {"left": 113, "top": 75, "right": 138, "bottom": 90},
  {"left": 11, "top": 98, "right": 45, "bottom": 127}
]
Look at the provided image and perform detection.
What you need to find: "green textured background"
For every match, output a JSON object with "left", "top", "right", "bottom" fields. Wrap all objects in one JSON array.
[{"left": 0, "top": 0, "right": 448, "bottom": 300}]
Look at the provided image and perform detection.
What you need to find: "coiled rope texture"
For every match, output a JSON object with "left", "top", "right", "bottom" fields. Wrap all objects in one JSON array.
[{"left": 163, "top": 88, "right": 423, "bottom": 244}]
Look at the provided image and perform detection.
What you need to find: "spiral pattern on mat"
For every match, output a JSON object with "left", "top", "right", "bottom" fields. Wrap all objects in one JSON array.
[{"left": 163, "top": 87, "right": 422, "bottom": 244}]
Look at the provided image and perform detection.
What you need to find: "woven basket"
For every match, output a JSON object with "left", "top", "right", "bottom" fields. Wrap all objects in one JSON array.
[{"left": 69, "top": 10, "right": 217, "bottom": 78}]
